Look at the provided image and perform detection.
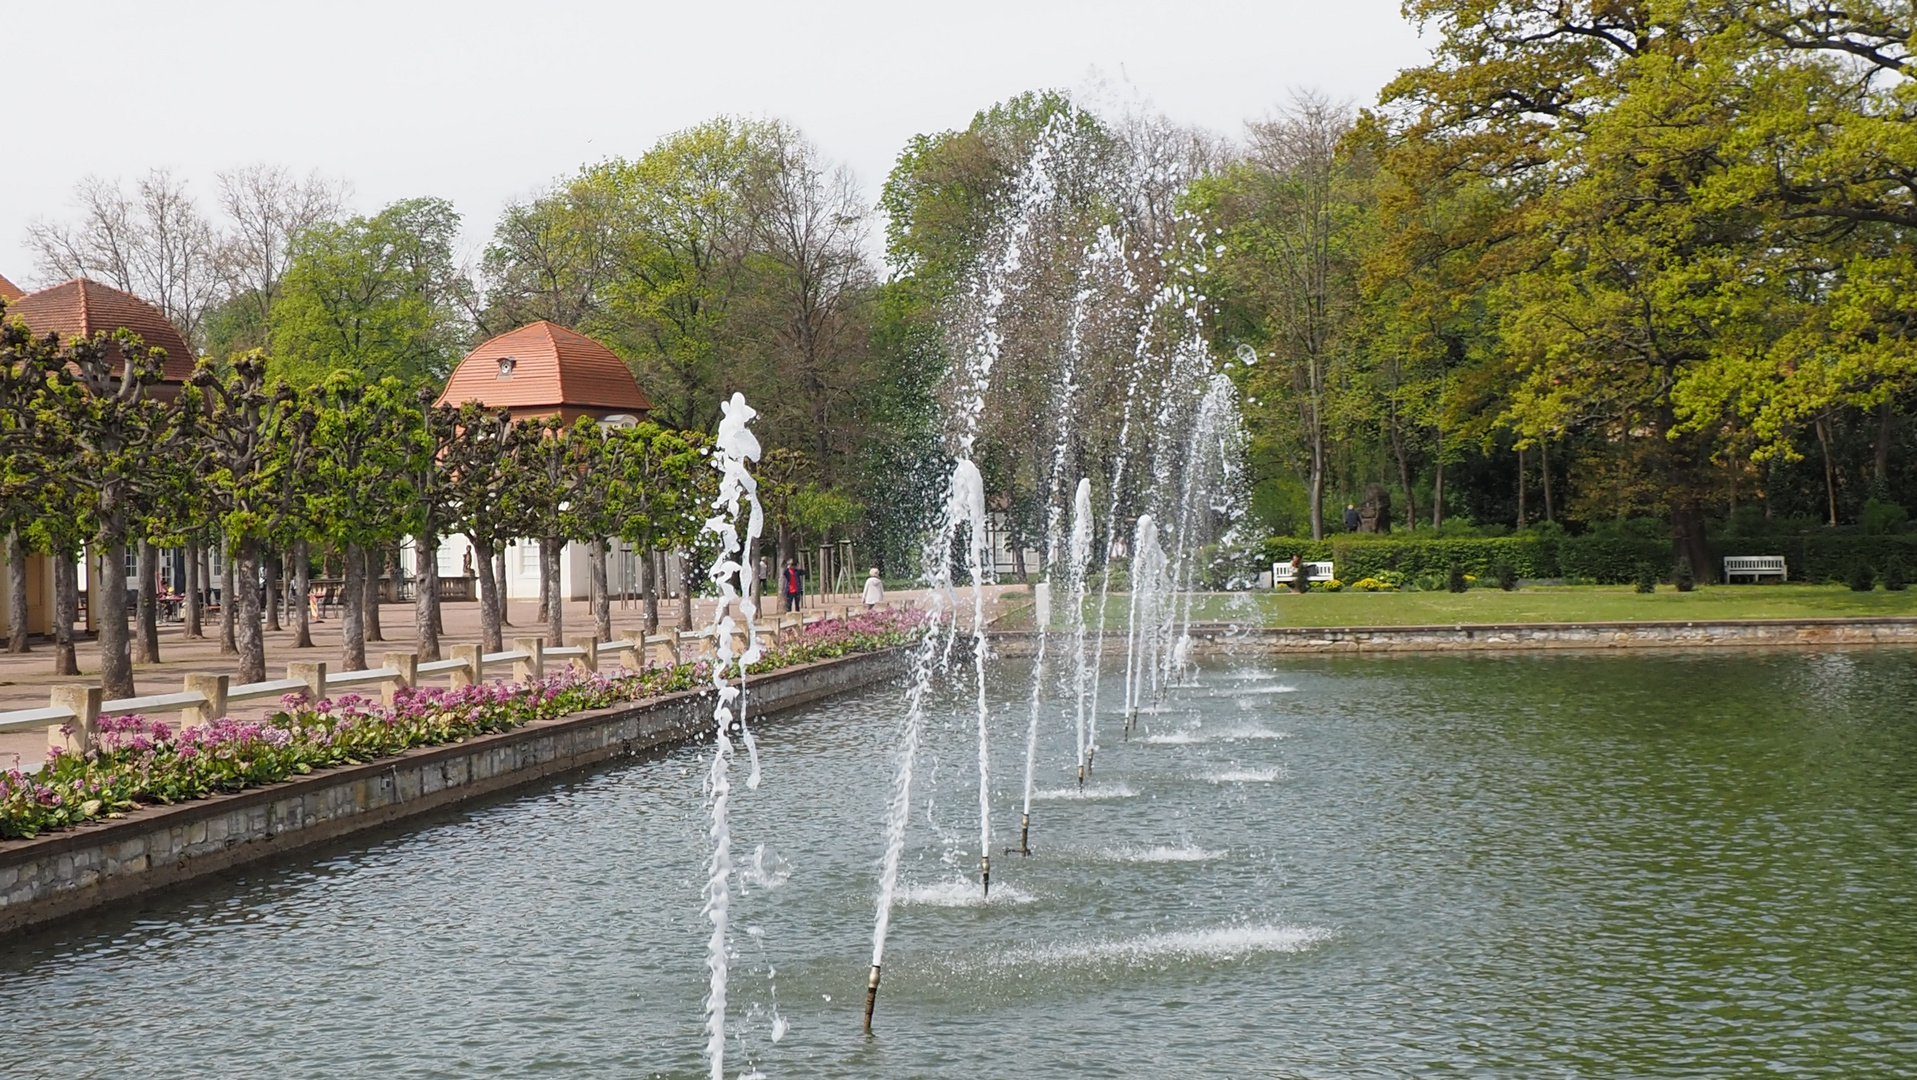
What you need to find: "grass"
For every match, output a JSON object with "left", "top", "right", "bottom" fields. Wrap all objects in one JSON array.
[{"left": 1004, "top": 583, "right": 1917, "bottom": 630}]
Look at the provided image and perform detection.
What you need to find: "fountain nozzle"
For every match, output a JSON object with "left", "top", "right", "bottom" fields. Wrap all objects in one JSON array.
[
  {"left": 980, "top": 853, "right": 991, "bottom": 898},
  {"left": 863, "top": 964, "right": 882, "bottom": 1034},
  {"left": 1005, "top": 812, "right": 1032, "bottom": 856},
  {"left": 1076, "top": 762, "right": 1086, "bottom": 790}
]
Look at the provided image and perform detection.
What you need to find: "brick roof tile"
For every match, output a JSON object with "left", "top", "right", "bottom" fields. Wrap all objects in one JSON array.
[
  {"left": 436, "top": 320, "right": 653, "bottom": 417},
  {"left": 0, "top": 272, "right": 23, "bottom": 302},
  {"left": 5, "top": 278, "right": 196, "bottom": 382}
]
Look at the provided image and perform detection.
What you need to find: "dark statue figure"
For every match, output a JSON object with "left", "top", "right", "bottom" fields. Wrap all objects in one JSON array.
[{"left": 1359, "top": 483, "right": 1392, "bottom": 534}]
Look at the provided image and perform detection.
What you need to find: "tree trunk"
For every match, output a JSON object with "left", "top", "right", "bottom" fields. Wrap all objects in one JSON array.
[
  {"left": 536, "top": 540, "right": 550, "bottom": 624},
  {"left": 1308, "top": 434, "right": 1326, "bottom": 541},
  {"left": 676, "top": 552, "right": 693, "bottom": 631},
  {"left": 590, "top": 537, "right": 611, "bottom": 642},
  {"left": 644, "top": 548, "right": 661, "bottom": 634},
  {"left": 290, "top": 539, "right": 313, "bottom": 649},
  {"left": 6, "top": 528, "right": 27, "bottom": 654},
  {"left": 235, "top": 537, "right": 266, "bottom": 685},
  {"left": 1875, "top": 398, "right": 1893, "bottom": 486},
  {"left": 98, "top": 533, "right": 135, "bottom": 699},
  {"left": 1541, "top": 440, "right": 1555, "bottom": 522},
  {"left": 475, "top": 537, "right": 502, "bottom": 654},
  {"left": 543, "top": 536, "right": 563, "bottom": 645},
  {"left": 1431, "top": 456, "right": 1445, "bottom": 530},
  {"left": 218, "top": 536, "right": 237, "bottom": 654},
  {"left": 265, "top": 551, "right": 282, "bottom": 632},
  {"left": 1815, "top": 412, "right": 1839, "bottom": 526},
  {"left": 1516, "top": 446, "right": 1527, "bottom": 529},
  {"left": 414, "top": 536, "right": 441, "bottom": 661},
  {"left": 52, "top": 552, "right": 78, "bottom": 676},
  {"left": 135, "top": 538, "right": 160, "bottom": 664},
  {"left": 496, "top": 547, "right": 511, "bottom": 626},
  {"left": 183, "top": 538, "right": 203, "bottom": 639},
  {"left": 1390, "top": 422, "right": 1416, "bottom": 532},
  {"left": 341, "top": 542, "right": 367, "bottom": 671},
  {"left": 364, "top": 547, "right": 384, "bottom": 642}
]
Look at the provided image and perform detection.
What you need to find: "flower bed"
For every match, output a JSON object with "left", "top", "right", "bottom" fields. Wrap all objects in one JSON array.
[{"left": 1, "top": 608, "right": 924, "bottom": 840}]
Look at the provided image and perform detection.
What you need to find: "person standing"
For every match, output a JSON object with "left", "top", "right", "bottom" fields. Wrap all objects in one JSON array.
[
  {"left": 1343, "top": 503, "right": 1361, "bottom": 532},
  {"left": 1289, "top": 553, "right": 1307, "bottom": 594},
  {"left": 782, "top": 559, "right": 805, "bottom": 612},
  {"left": 862, "top": 567, "right": 885, "bottom": 611}
]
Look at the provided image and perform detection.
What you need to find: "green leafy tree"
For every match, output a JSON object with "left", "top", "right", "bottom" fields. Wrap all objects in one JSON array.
[{"left": 271, "top": 197, "right": 472, "bottom": 386}]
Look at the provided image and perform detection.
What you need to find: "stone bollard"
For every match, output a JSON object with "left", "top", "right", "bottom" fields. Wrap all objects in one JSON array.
[
  {"left": 512, "top": 637, "right": 544, "bottom": 684},
  {"left": 647, "top": 633, "right": 680, "bottom": 667},
  {"left": 287, "top": 661, "right": 328, "bottom": 704},
  {"left": 49, "top": 685, "right": 100, "bottom": 754},
  {"left": 381, "top": 652, "right": 418, "bottom": 706},
  {"left": 450, "top": 644, "right": 483, "bottom": 688},
  {"left": 565, "top": 635, "right": 598, "bottom": 674},
  {"left": 180, "top": 673, "right": 229, "bottom": 727}
]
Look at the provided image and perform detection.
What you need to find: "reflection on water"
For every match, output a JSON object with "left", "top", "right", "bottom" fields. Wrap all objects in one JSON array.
[{"left": 3, "top": 650, "right": 1915, "bottom": 1078}]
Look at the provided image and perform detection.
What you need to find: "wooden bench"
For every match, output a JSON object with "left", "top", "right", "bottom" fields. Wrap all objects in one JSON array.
[
  {"left": 1723, "top": 555, "right": 1787, "bottom": 583},
  {"left": 1272, "top": 560, "right": 1336, "bottom": 586}
]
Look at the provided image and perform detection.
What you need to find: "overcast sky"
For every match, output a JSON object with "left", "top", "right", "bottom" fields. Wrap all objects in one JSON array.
[{"left": 2, "top": 0, "right": 1430, "bottom": 286}]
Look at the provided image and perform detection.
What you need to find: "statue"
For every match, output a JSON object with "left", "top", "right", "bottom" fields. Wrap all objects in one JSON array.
[{"left": 1359, "top": 483, "right": 1392, "bottom": 534}]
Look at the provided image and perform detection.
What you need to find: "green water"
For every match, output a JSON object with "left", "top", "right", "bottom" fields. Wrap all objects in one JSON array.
[{"left": 2, "top": 649, "right": 1913, "bottom": 1077}]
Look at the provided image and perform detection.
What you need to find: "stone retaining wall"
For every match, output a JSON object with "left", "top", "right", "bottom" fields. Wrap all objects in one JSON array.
[
  {"left": 992, "top": 617, "right": 1917, "bottom": 655},
  {"left": 0, "top": 649, "right": 902, "bottom": 937}
]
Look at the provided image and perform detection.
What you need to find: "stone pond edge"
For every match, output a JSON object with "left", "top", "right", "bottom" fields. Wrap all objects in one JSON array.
[{"left": 0, "top": 648, "right": 906, "bottom": 938}]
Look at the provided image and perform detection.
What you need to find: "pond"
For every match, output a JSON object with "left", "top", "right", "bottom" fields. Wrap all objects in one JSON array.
[{"left": 4, "top": 649, "right": 1914, "bottom": 1078}]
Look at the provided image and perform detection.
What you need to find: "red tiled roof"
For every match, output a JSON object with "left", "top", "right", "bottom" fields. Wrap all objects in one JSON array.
[
  {"left": 436, "top": 320, "right": 653, "bottom": 415},
  {"left": 0, "top": 272, "right": 23, "bottom": 302},
  {"left": 5, "top": 278, "right": 196, "bottom": 382}
]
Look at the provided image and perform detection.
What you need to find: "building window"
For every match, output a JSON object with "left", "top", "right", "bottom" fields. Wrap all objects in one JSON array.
[
  {"left": 497, "top": 356, "right": 516, "bottom": 378},
  {"left": 520, "top": 542, "right": 540, "bottom": 573}
]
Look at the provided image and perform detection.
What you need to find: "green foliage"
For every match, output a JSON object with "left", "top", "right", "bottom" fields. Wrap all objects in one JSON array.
[
  {"left": 1884, "top": 556, "right": 1908, "bottom": 592},
  {"left": 1860, "top": 498, "right": 1909, "bottom": 536},
  {"left": 1849, "top": 559, "right": 1877, "bottom": 592},
  {"left": 1446, "top": 562, "right": 1467, "bottom": 593},
  {"left": 1674, "top": 558, "right": 1695, "bottom": 593},
  {"left": 271, "top": 197, "right": 470, "bottom": 386},
  {"left": 1635, "top": 565, "right": 1658, "bottom": 594},
  {"left": 1492, "top": 558, "right": 1517, "bottom": 591}
]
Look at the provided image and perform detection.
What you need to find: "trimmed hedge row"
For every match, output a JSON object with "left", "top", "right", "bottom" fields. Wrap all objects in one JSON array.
[{"left": 1258, "top": 534, "right": 1917, "bottom": 585}]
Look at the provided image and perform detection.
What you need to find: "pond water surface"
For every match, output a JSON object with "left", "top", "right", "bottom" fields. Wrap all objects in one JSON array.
[{"left": 3, "top": 649, "right": 1914, "bottom": 1078}]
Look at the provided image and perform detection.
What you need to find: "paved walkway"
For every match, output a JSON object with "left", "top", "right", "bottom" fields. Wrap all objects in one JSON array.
[{"left": 0, "top": 584, "right": 1027, "bottom": 771}]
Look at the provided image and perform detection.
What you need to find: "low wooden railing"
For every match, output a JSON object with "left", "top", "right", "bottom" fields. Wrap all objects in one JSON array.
[{"left": 0, "top": 603, "right": 878, "bottom": 755}]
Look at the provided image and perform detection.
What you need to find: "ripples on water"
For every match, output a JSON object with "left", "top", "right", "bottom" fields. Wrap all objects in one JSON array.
[{"left": 3, "top": 651, "right": 1915, "bottom": 1078}]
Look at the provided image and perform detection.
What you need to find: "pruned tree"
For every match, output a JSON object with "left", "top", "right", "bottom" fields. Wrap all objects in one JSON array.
[
  {"left": 307, "top": 374, "right": 416, "bottom": 670},
  {"left": 441, "top": 404, "right": 530, "bottom": 653},
  {"left": 190, "top": 354, "right": 313, "bottom": 684}
]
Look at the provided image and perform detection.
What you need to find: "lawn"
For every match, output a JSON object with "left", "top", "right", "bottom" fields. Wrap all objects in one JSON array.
[{"left": 1006, "top": 584, "right": 1917, "bottom": 629}]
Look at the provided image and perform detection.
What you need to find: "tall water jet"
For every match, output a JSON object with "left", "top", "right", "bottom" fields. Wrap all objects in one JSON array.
[
  {"left": 697, "top": 392, "right": 765, "bottom": 1080},
  {"left": 1066, "top": 478, "right": 1094, "bottom": 786},
  {"left": 950, "top": 459, "right": 993, "bottom": 896},
  {"left": 1121, "top": 512, "right": 1161, "bottom": 739}
]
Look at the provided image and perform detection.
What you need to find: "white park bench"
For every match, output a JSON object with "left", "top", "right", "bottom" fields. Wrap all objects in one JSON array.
[
  {"left": 1272, "top": 560, "right": 1336, "bottom": 586},
  {"left": 1723, "top": 555, "right": 1787, "bottom": 583}
]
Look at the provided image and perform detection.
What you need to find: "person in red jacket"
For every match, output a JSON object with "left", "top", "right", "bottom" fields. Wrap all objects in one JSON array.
[{"left": 782, "top": 559, "right": 805, "bottom": 612}]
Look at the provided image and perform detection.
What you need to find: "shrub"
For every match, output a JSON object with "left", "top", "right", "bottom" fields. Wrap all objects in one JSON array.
[
  {"left": 1849, "top": 559, "right": 1876, "bottom": 592},
  {"left": 1861, "top": 498, "right": 1909, "bottom": 536},
  {"left": 1885, "top": 556, "right": 1908, "bottom": 592},
  {"left": 1447, "top": 563, "right": 1468, "bottom": 593},
  {"left": 1491, "top": 559, "right": 1518, "bottom": 591},
  {"left": 1350, "top": 577, "right": 1397, "bottom": 591},
  {"left": 1674, "top": 558, "right": 1695, "bottom": 593},
  {"left": 1634, "top": 564, "right": 1657, "bottom": 593}
]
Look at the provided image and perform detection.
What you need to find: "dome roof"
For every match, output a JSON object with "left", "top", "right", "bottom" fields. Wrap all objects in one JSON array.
[
  {"left": 4, "top": 278, "right": 195, "bottom": 382},
  {"left": 437, "top": 320, "right": 652, "bottom": 417}
]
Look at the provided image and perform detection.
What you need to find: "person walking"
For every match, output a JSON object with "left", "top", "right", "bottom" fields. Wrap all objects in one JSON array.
[
  {"left": 1343, "top": 503, "right": 1361, "bottom": 532},
  {"left": 782, "top": 559, "right": 805, "bottom": 613},
  {"left": 1289, "top": 553, "right": 1307, "bottom": 594},
  {"left": 862, "top": 567, "right": 885, "bottom": 611}
]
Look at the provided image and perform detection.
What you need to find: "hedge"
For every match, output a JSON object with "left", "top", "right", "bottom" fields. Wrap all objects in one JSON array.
[{"left": 1257, "top": 534, "right": 1917, "bottom": 585}]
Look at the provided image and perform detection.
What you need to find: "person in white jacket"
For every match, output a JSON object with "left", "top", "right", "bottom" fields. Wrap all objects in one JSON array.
[{"left": 862, "top": 567, "right": 884, "bottom": 610}]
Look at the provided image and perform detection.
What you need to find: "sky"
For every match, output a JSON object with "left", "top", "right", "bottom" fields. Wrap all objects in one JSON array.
[{"left": 0, "top": 0, "right": 1430, "bottom": 286}]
